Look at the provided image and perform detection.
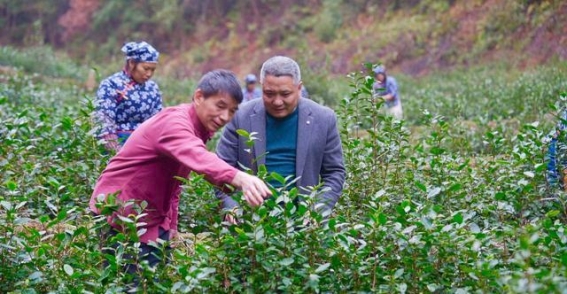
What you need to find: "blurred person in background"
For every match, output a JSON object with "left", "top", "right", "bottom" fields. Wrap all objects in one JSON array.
[
  {"left": 94, "top": 41, "right": 163, "bottom": 152},
  {"left": 372, "top": 65, "right": 402, "bottom": 120},
  {"left": 546, "top": 108, "right": 567, "bottom": 191},
  {"left": 242, "top": 73, "right": 262, "bottom": 102}
]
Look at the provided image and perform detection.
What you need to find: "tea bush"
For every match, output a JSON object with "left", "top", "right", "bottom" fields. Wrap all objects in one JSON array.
[
  {"left": 1, "top": 54, "right": 567, "bottom": 292},
  {"left": 0, "top": 46, "right": 86, "bottom": 80}
]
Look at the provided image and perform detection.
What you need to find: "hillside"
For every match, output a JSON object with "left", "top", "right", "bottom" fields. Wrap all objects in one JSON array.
[
  {"left": 0, "top": 0, "right": 565, "bottom": 78},
  {"left": 2, "top": 27, "right": 567, "bottom": 293},
  {"left": 171, "top": 0, "right": 567, "bottom": 77},
  {"left": 3, "top": 2, "right": 567, "bottom": 292}
]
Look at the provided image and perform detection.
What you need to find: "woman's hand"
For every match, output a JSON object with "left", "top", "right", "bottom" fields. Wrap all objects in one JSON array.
[
  {"left": 382, "top": 93, "right": 394, "bottom": 102},
  {"left": 102, "top": 134, "right": 120, "bottom": 152}
]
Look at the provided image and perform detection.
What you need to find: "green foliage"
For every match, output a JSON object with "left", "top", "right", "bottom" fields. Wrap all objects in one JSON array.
[
  {"left": 0, "top": 0, "right": 564, "bottom": 83},
  {"left": 298, "top": 55, "right": 347, "bottom": 107},
  {"left": 1, "top": 51, "right": 567, "bottom": 292},
  {"left": 474, "top": 0, "right": 526, "bottom": 52},
  {"left": 153, "top": 76, "right": 198, "bottom": 106},
  {"left": 0, "top": 46, "right": 86, "bottom": 79},
  {"left": 0, "top": 0, "right": 66, "bottom": 45},
  {"left": 313, "top": 0, "right": 343, "bottom": 43},
  {"left": 400, "top": 62, "right": 567, "bottom": 154},
  {"left": 417, "top": 0, "right": 453, "bottom": 13}
]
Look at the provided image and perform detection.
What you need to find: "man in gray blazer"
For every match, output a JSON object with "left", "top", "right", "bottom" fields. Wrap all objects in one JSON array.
[{"left": 216, "top": 56, "right": 345, "bottom": 223}]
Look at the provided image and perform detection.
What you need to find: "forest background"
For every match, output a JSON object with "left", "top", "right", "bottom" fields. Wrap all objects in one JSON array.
[{"left": 1, "top": 0, "right": 566, "bottom": 106}]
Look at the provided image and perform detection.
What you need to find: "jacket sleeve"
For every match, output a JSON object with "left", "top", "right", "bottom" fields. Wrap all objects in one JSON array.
[
  {"left": 151, "top": 83, "right": 163, "bottom": 115},
  {"left": 215, "top": 116, "right": 242, "bottom": 210},
  {"left": 388, "top": 78, "right": 399, "bottom": 98},
  {"left": 317, "top": 112, "right": 346, "bottom": 214},
  {"left": 94, "top": 79, "right": 119, "bottom": 137},
  {"left": 156, "top": 118, "right": 238, "bottom": 187}
]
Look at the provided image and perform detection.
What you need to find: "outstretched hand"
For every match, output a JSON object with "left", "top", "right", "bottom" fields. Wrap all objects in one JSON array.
[{"left": 231, "top": 171, "right": 272, "bottom": 207}]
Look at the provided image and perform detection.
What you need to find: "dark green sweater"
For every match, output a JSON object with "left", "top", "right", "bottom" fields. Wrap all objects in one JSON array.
[{"left": 265, "top": 108, "right": 298, "bottom": 188}]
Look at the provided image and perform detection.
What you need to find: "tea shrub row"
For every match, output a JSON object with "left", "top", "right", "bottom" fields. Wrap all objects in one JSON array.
[{"left": 1, "top": 59, "right": 567, "bottom": 292}]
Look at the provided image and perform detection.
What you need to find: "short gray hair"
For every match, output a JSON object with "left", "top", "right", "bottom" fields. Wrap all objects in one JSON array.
[{"left": 259, "top": 56, "right": 301, "bottom": 85}]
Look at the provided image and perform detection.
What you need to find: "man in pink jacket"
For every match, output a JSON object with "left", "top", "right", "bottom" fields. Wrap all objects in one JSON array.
[{"left": 89, "top": 69, "right": 271, "bottom": 278}]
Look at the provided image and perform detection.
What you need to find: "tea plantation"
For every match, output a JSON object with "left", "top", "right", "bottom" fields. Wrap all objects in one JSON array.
[{"left": 1, "top": 48, "right": 567, "bottom": 293}]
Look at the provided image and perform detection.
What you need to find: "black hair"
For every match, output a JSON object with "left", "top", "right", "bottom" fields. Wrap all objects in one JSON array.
[{"left": 197, "top": 69, "right": 243, "bottom": 104}]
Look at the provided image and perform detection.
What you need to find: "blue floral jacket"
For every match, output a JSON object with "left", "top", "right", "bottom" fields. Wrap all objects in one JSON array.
[{"left": 94, "top": 71, "right": 162, "bottom": 138}]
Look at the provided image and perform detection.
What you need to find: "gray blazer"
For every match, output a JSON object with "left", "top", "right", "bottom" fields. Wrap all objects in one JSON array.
[{"left": 216, "top": 98, "right": 346, "bottom": 213}]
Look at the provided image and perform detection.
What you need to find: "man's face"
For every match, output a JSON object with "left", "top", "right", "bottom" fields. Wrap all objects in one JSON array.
[
  {"left": 129, "top": 61, "right": 157, "bottom": 84},
  {"left": 262, "top": 75, "right": 301, "bottom": 118},
  {"left": 194, "top": 90, "right": 239, "bottom": 132}
]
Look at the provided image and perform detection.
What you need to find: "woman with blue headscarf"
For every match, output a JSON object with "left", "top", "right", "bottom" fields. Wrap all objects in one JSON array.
[{"left": 94, "top": 41, "right": 163, "bottom": 151}]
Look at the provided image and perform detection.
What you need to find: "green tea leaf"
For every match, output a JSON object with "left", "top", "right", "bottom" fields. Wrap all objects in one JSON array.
[
  {"left": 415, "top": 181, "right": 427, "bottom": 192},
  {"left": 378, "top": 213, "right": 387, "bottom": 225},
  {"left": 279, "top": 258, "right": 294, "bottom": 266},
  {"left": 546, "top": 210, "right": 560, "bottom": 218},
  {"left": 29, "top": 271, "right": 43, "bottom": 281},
  {"left": 5, "top": 180, "right": 17, "bottom": 191},
  {"left": 0, "top": 201, "right": 12, "bottom": 210},
  {"left": 315, "top": 263, "right": 330, "bottom": 273},
  {"left": 453, "top": 212, "right": 463, "bottom": 224},
  {"left": 448, "top": 183, "right": 462, "bottom": 192},
  {"left": 562, "top": 252, "right": 567, "bottom": 267},
  {"left": 63, "top": 264, "right": 74, "bottom": 276},
  {"left": 61, "top": 116, "right": 74, "bottom": 131},
  {"left": 236, "top": 129, "right": 250, "bottom": 137}
]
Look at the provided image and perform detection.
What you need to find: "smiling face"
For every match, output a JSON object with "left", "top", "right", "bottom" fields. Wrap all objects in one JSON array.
[
  {"left": 261, "top": 75, "right": 302, "bottom": 118},
  {"left": 194, "top": 89, "right": 239, "bottom": 132},
  {"left": 128, "top": 61, "right": 157, "bottom": 84}
]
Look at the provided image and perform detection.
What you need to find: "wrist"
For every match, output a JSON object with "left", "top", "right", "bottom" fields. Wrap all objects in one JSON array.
[
  {"left": 231, "top": 171, "right": 244, "bottom": 189},
  {"left": 103, "top": 133, "right": 118, "bottom": 140}
]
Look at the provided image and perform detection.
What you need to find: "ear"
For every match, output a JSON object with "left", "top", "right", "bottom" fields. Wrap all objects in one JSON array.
[
  {"left": 126, "top": 60, "right": 137, "bottom": 73},
  {"left": 297, "top": 81, "right": 303, "bottom": 91},
  {"left": 193, "top": 89, "right": 204, "bottom": 105}
]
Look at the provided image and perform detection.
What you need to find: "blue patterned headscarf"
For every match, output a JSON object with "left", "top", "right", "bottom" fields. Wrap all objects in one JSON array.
[
  {"left": 373, "top": 65, "right": 386, "bottom": 75},
  {"left": 121, "top": 41, "right": 159, "bottom": 63}
]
